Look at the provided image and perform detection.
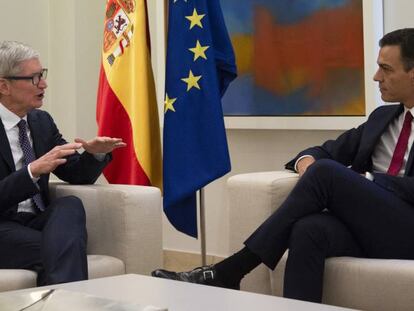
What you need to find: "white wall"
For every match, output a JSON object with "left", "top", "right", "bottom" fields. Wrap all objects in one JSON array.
[
  {"left": 0, "top": 1, "right": 49, "bottom": 62},
  {"left": 1, "top": 0, "right": 413, "bottom": 258},
  {"left": 0, "top": 0, "right": 50, "bottom": 108},
  {"left": 383, "top": 0, "right": 414, "bottom": 31},
  {"left": 0, "top": 0, "right": 104, "bottom": 142},
  {"left": 48, "top": 0, "right": 105, "bottom": 142}
]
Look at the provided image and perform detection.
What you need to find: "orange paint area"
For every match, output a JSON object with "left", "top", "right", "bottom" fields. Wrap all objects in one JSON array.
[{"left": 254, "top": 1, "right": 364, "bottom": 101}]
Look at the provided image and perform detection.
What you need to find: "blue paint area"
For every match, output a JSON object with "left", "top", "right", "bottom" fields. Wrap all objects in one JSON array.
[
  {"left": 222, "top": 75, "right": 320, "bottom": 115},
  {"left": 221, "top": 0, "right": 254, "bottom": 33},
  {"left": 255, "top": 0, "right": 349, "bottom": 24}
]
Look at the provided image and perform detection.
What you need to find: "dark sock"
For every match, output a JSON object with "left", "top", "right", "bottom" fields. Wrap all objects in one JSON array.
[{"left": 214, "top": 247, "right": 261, "bottom": 286}]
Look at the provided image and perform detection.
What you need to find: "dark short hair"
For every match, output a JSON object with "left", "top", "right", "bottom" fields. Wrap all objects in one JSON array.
[{"left": 379, "top": 28, "right": 414, "bottom": 71}]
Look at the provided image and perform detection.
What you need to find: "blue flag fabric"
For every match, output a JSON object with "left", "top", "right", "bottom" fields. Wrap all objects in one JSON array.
[{"left": 163, "top": 0, "right": 237, "bottom": 237}]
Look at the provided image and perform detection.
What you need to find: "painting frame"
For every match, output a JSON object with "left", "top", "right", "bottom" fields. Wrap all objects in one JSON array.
[{"left": 224, "top": 0, "right": 384, "bottom": 130}]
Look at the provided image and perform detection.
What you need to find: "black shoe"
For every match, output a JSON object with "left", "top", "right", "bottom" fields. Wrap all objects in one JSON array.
[{"left": 151, "top": 265, "right": 240, "bottom": 290}]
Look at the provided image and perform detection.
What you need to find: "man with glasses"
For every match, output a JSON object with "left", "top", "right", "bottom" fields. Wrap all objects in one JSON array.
[{"left": 0, "top": 41, "right": 126, "bottom": 286}]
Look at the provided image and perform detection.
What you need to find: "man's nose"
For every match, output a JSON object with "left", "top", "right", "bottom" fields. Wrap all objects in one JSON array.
[
  {"left": 373, "top": 69, "right": 382, "bottom": 82},
  {"left": 38, "top": 79, "right": 47, "bottom": 89}
]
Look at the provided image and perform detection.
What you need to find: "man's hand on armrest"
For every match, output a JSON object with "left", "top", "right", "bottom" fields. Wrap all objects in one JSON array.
[{"left": 296, "top": 156, "right": 316, "bottom": 177}]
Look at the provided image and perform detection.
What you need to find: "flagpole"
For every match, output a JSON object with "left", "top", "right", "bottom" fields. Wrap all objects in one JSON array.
[{"left": 199, "top": 188, "right": 207, "bottom": 266}]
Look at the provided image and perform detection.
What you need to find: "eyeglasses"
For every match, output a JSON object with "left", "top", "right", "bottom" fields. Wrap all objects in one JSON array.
[{"left": 3, "top": 68, "right": 48, "bottom": 87}]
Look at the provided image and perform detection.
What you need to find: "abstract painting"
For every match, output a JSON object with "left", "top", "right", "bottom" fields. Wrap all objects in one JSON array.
[{"left": 221, "top": 0, "right": 365, "bottom": 116}]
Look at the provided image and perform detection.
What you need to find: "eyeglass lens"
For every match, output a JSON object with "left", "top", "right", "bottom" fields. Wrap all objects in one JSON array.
[{"left": 33, "top": 69, "right": 48, "bottom": 86}]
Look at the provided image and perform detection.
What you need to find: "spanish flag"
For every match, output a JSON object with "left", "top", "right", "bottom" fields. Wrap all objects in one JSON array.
[{"left": 96, "top": 0, "right": 162, "bottom": 188}]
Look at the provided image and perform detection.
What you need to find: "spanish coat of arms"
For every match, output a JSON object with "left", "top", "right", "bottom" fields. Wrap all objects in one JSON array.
[{"left": 103, "top": 0, "right": 136, "bottom": 66}]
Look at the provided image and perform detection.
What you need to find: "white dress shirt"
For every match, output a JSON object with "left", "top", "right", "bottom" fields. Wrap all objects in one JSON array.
[
  {"left": 0, "top": 102, "right": 37, "bottom": 213},
  {"left": 295, "top": 106, "right": 414, "bottom": 179},
  {"left": 371, "top": 106, "right": 414, "bottom": 176}
]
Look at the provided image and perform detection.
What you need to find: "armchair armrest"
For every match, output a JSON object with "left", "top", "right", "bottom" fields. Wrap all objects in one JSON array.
[
  {"left": 227, "top": 171, "right": 298, "bottom": 294},
  {"left": 49, "top": 182, "right": 162, "bottom": 276}
]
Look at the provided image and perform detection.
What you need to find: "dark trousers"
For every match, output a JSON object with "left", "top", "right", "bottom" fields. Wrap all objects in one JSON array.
[
  {"left": 0, "top": 196, "right": 88, "bottom": 286},
  {"left": 245, "top": 159, "right": 414, "bottom": 302}
]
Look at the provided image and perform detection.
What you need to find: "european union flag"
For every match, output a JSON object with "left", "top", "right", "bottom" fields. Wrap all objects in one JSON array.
[{"left": 163, "top": 0, "right": 237, "bottom": 237}]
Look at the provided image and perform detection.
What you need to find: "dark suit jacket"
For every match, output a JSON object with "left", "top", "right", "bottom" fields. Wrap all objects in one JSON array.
[
  {"left": 0, "top": 109, "right": 111, "bottom": 219},
  {"left": 286, "top": 103, "right": 414, "bottom": 206}
]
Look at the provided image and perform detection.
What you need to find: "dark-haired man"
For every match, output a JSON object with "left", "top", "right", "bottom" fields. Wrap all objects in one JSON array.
[{"left": 152, "top": 28, "right": 414, "bottom": 303}]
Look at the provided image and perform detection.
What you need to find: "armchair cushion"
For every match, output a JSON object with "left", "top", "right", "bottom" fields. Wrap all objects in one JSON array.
[
  {"left": 49, "top": 182, "right": 163, "bottom": 275},
  {"left": 228, "top": 171, "right": 414, "bottom": 311},
  {"left": 0, "top": 256, "right": 125, "bottom": 292},
  {"left": 0, "top": 182, "right": 162, "bottom": 292},
  {"left": 0, "top": 270, "right": 37, "bottom": 292}
]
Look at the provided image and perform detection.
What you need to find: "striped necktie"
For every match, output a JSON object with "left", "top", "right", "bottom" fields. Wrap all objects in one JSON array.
[{"left": 17, "top": 119, "right": 46, "bottom": 211}]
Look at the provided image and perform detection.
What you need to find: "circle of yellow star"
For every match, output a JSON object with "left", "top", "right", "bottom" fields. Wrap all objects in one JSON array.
[
  {"left": 164, "top": 94, "right": 177, "bottom": 113},
  {"left": 189, "top": 40, "right": 209, "bottom": 61},
  {"left": 181, "top": 70, "right": 202, "bottom": 91},
  {"left": 185, "top": 8, "right": 205, "bottom": 30}
]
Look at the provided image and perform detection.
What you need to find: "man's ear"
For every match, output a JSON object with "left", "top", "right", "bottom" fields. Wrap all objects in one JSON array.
[{"left": 0, "top": 78, "right": 10, "bottom": 96}]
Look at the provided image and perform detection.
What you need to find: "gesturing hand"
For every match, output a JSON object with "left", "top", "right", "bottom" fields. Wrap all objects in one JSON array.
[
  {"left": 74, "top": 137, "right": 126, "bottom": 154},
  {"left": 30, "top": 143, "right": 82, "bottom": 178}
]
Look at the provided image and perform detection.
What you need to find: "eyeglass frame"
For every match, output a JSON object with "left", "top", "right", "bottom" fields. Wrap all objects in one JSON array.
[{"left": 3, "top": 68, "right": 48, "bottom": 87}]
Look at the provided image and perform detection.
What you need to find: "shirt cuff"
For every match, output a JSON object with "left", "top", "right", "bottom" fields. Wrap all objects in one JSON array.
[
  {"left": 365, "top": 172, "right": 374, "bottom": 181},
  {"left": 294, "top": 155, "right": 314, "bottom": 172},
  {"left": 27, "top": 164, "right": 40, "bottom": 185}
]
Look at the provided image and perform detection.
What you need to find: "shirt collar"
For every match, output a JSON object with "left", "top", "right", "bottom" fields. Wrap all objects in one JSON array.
[
  {"left": 0, "top": 102, "right": 27, "bottom": 130},
  {"left": 406, "top": 106, "right": 414, "bottom": 116}
]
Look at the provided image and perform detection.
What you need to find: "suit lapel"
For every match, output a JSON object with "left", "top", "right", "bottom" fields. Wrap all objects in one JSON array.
[
  {"left": 0, "top": 118, "right": 15, "bottom": 171},
  {"left": 365, "top": 105, "right": 403, "bottom": 153}
]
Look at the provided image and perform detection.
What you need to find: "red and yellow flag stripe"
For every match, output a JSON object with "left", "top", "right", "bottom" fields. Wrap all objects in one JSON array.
[{"left": 97, "top": 0, "right": 162, "bottom": 188}]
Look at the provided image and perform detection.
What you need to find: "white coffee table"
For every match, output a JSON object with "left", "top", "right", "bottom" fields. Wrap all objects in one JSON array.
[{"left": 3, "top": 274, "right": 358, "bottom": 311}]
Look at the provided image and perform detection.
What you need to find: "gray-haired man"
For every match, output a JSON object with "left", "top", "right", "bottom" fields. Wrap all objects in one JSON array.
[{"left": 0, "top": 41, "right": 125, "bottom": 285}]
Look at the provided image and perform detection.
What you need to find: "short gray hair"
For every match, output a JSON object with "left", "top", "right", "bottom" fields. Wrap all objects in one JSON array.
[{"left": 0, "top": 41, "right": 39, "bottom": 77}]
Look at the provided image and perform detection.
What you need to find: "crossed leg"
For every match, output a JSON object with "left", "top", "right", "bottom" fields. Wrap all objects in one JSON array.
[{"left": 245, "top": 159, "right": 414, "bottom": 301}]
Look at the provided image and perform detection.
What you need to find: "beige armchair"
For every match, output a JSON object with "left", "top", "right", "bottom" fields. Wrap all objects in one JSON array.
[
  {"left": 0, "top": 182, "right": 162, "bottom": 292},
  {"left": 228, "top": 171, "right": 414, "bottom": 311}
]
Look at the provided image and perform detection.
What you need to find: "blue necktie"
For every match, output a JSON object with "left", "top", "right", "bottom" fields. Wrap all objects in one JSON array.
[{"left": 17, "top": 119, "right": 46, "bottom": 212}]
